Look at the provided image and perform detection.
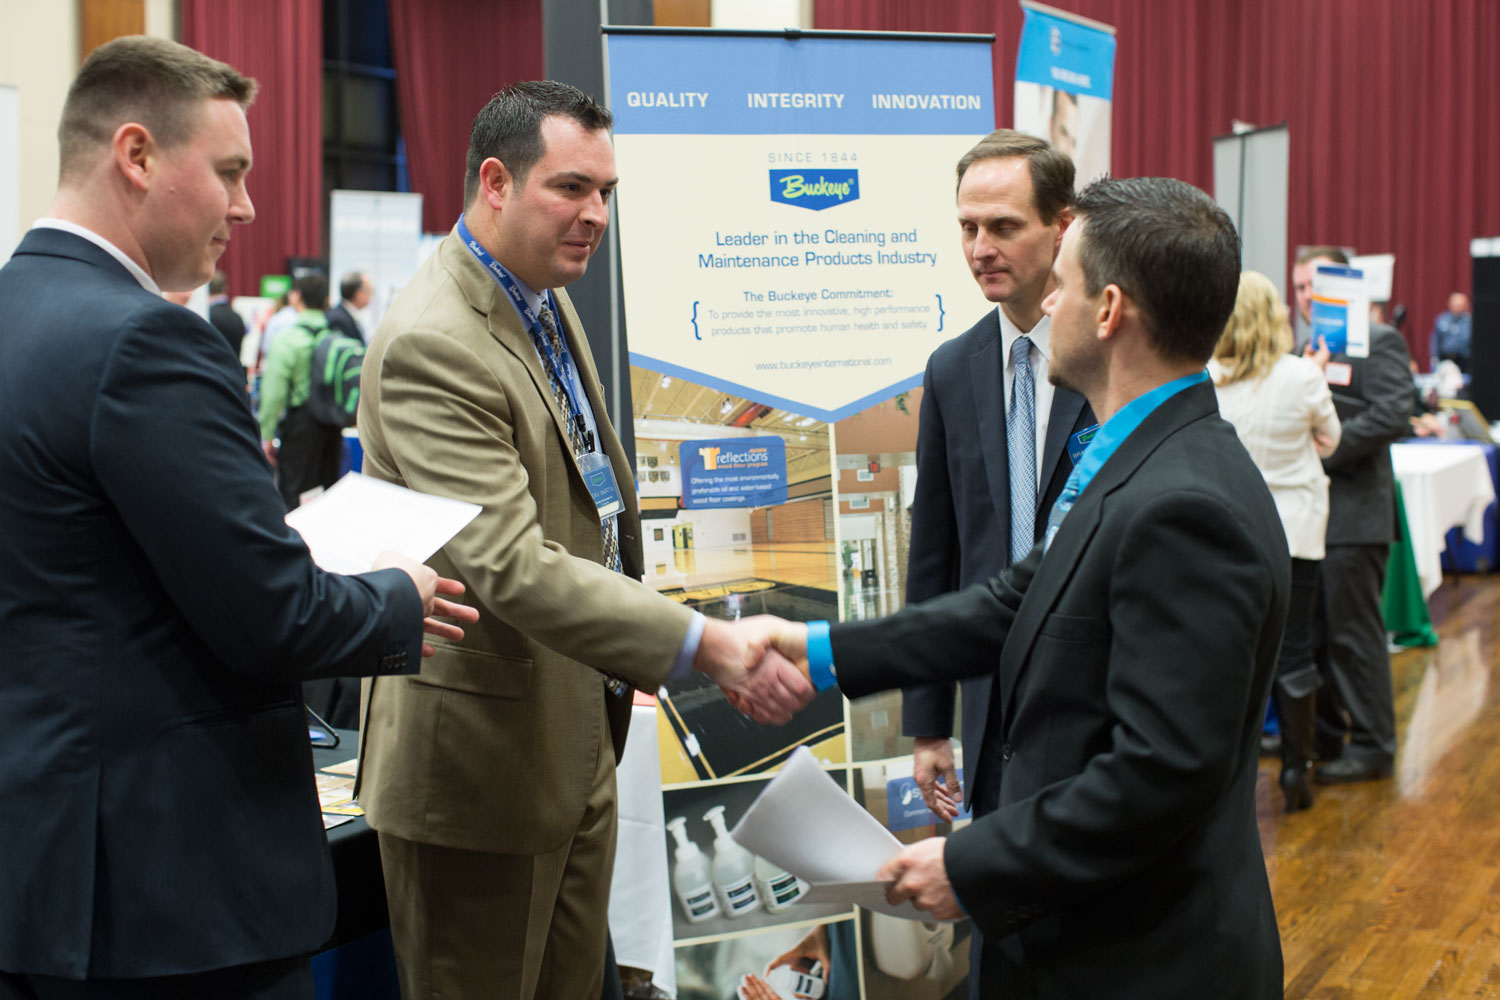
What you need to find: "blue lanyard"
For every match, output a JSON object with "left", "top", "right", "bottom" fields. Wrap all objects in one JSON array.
[
  {"left": 1045, "top": 370, "right": 1209, "bottom": 550},
  {"left": 456, "top": 215, "right": 594, "bottom": 451}
]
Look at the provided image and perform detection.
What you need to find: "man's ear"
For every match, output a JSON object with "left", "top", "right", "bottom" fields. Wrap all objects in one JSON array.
[
  {"left": 1096, "top": 284, "right": 1125, "bottom": 341},
  {"left": 478, "top": 157, "right": 512, "bottom": 211},
  {"left": 1053, "top": 207, "right": 1074, "bottom": 247},
  {"left": 112, "top": 122, "right": 153, "bottom": 193}
]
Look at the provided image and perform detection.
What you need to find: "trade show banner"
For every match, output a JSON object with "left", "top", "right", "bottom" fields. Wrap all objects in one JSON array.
[
  {"left": 608, "top": 27, "right": 993, "bottom": 998},
  {"left": 1012, "top": 1, "right": 1116, "bottom": 185}
]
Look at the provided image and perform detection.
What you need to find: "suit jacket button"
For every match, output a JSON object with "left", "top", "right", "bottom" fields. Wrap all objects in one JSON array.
[{"left": 1001, "top": 743, "right": 1012, "bottom": 762}]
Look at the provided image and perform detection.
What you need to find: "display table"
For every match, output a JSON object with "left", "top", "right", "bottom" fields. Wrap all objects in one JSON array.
[
  {"left": 1435, "top": 441, "right": 1500, "bottom": 572},
  {"left": 311, "top": 731, "right": 400, "bottom": 1000},
  {"left": 311, "top": 717, "right": 659, "bottom": 1000},
  {"left": 1389, "top": 443, "right": 1496, "bottom": 597}
]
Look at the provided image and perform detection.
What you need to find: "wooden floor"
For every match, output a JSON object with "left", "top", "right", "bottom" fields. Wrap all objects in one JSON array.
[
  {"left": 1264, "top": 572, "right": 1500, "bottom": 998},
  {"left": 641, "top": 541, "right": 837, "bottom": 592}
]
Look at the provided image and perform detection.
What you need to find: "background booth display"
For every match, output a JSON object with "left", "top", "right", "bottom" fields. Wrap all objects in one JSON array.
[{"left": 608, "top": 26, "right": 1003, "bottom": 997}]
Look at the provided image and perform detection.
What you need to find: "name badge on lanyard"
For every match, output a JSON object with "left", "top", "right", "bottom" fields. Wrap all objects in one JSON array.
[
  {"left": 580, "top": 452, "right": 624, "bottom": 520},
  {"left": 1067, "top": 424, "right": 1100, "bottom": 465}
]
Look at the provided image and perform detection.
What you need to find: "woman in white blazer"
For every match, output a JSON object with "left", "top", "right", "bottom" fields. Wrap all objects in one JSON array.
[{"left": 1210, "top": 270, "right": 1341, "bottom": 812}]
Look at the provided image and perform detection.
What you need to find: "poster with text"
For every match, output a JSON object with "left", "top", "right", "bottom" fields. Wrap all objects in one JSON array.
[
  {"left": 609, "top": 30, "right": 994, "bottom": 426},
  {"left": 1012, "top": 2, "right": 1116, "bottom": 187},
  {"left": 609, "top": 31, "right": 995, "bottom": 975}
]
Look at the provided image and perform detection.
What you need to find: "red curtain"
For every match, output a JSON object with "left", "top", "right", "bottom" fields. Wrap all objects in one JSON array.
[
  {"left": 181, "top": 0, "right": 322, "bottom": 299},
  {"left": 817, "top": 0, "right": 1500, "bottom": 368},
  {"left": 388, "top": 0, "right": 545, "bottom": 235}
]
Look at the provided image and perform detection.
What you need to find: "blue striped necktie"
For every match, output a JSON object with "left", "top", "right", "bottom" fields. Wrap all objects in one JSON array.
[{"left": 1008, "top": 336, "right": 1037, "bottom": 563}]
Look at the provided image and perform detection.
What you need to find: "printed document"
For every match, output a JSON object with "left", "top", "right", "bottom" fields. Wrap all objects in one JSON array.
[
  {"left": 732, "top": 747, "right": 945, "bottom": 921},
  {"left": 285, "top": 472, "right": 480, "bottom": 574}
]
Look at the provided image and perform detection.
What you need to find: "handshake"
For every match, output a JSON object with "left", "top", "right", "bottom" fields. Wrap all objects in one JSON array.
[
  {"left": 377, "top": 550, "right": 818, "bottom": 723},
  {"left": 691, "top": 616, "right": 818, "bottom": 725}
]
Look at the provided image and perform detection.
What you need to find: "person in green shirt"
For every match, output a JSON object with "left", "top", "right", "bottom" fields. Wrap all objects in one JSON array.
[{"left": 259, "top": 272, "right": 344, "bottom": 509}]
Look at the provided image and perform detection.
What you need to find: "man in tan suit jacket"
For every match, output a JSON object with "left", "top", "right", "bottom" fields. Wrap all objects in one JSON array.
[{"left": 355, "top": 82, "right": 810, "bottom": 1000}]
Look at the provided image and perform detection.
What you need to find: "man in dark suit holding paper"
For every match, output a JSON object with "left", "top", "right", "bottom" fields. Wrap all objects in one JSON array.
[
  {"left": 0, "top": 37, "right": 474, "bottom": 999},
  {"left": 752, "top": 178, "right": 1288, "bottom": 998},
  {"left": 903, "top": 130, "right": 1092, "bottom": 824},
  {"left": 1290, "top": 246, "right": 1413, "bottom": 783}
]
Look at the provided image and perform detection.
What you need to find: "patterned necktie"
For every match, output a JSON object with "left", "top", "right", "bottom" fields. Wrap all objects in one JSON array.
[
  {"left": 537, "top": 301, "right": 628, "bottom": 697},
  {"left": 1007, "top": 335, "right": 1037, "bottom": 563},
  {"left": 537, "top": 301, "right": 620, "bottom": 575}
]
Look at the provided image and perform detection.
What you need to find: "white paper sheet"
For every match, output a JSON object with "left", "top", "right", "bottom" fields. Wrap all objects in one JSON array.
[
  {"left": 284, "top": 472, "right": 481, "bottom": 574},
  {"left": 730, "top": 747, "right": 943, "bottom": 921}
]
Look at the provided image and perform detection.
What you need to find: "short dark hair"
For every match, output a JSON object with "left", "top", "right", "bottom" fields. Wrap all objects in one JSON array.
[
  {"left": 1072, "top": 177, "right": 1241, "bottom": 364},
  {"left": 294, "top": 273, "right": 329, "bottom": 311},
  {"left": 463, "top": 81, "right": 612, "bottom": 209},
  {"left": 59, "top": 36, "right": 256, "bottom": 180},
  {"left": 1295, "top": 245, "right": 1349, "bottom": 267},
  {"left": 339, "top": 271, "right": 367, "bottom": 302},
  {"left": 208, "top": 270, "right": 228, "bottom": 296},
  {"left": 955, "top": 129, "right": 1074, "bottom": 225}
]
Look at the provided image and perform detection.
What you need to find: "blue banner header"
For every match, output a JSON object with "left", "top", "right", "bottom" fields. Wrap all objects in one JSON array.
[
  {"left": 608, "top": 34, "right": 994, "bottom": 134},
  {"left": 1014, "top": 7, "right": 1116, "bottom": 101}
]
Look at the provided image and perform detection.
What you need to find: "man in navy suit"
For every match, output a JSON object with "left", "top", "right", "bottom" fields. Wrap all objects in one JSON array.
[
  {"left": 764, "top": 178, "right": 1287, "bottom": 998},
  {"left": 0, "top": 37, "right": 474, "bottom": 1000},
  {"left": 903, "top": 131, "right": 1092, "bottom": 825},
  {"left": 326, "top": 270, "right": 372, "bottom": 344}
]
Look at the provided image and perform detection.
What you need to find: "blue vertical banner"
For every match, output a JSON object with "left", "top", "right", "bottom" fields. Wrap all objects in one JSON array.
[{"left": 1012, "top": 2, "right": 1117, "bottom": 186}]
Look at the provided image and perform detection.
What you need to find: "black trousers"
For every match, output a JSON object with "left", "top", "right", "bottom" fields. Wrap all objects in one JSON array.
[
  {"left": 1276, "top": 557, "right": 1322, "bottom": 697},
  {"left": 1314, "top": 543, "right": 1397, "bottom": 760},
  {"left": 276, "top": 404, "right": 344, "bottom": 511},
  {"left": 0, "top": 956, "right": 311, "bottom": 1000}
]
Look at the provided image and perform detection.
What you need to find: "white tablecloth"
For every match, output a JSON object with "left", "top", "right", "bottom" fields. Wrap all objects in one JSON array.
[
  {"left": 1390, "top": 443, "right": 1496, "bottom": 596},
  {"left": 608, "top": 702, "right": 675, "bottom": 993}
]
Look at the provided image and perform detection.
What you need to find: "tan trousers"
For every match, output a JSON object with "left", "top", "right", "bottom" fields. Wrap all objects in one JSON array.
[{"left": 378, "top": 745, "right": 617, "bottom": 1000}]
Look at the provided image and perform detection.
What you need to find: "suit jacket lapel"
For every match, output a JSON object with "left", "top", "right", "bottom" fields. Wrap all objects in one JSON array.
[
  {"left": 442, "top": 231, "right": 588, "bottom": 485},
  {"left": 18, "top": 227, "right": 143, "bottom": 288},
  {"left": 969, "top": 312, "right": 1012, "bottom": 534},
  {"left": 994, "top": 382, "right": 1220, "bottom": 732}
]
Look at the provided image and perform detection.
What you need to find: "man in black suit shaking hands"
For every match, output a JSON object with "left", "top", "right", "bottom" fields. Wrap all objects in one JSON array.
[{"left": 757, "top": 178, "right": 1288, "bottom": 999}]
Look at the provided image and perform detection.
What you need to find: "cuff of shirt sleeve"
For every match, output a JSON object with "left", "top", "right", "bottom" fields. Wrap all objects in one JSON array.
[
  {"left": 669, "top": 611, "right": 707, "bottom": 681},
  {"left": 806, "top": 620, "right": 836, "bottom": 691}
]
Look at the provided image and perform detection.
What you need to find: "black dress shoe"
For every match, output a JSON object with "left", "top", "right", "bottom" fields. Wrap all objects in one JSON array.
[
  {"left": 1315, "top": 733, "right": 1345, "bottom": 762},
  {"left": 1314, "top": 756, "right": 1393, "bottom": 784}
]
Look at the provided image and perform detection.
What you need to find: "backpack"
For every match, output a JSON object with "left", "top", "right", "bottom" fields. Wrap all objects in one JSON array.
[{"left": 305, "top": 324, "right": 365, "bottom": 428}]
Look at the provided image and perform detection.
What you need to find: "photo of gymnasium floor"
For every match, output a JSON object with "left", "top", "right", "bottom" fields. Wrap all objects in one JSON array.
[
  {"left": 645, "top": 541, "right": 845, "bottom": 784},
  {"left": 642, "top": 541, "right": 837, "bottom": 594}
]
